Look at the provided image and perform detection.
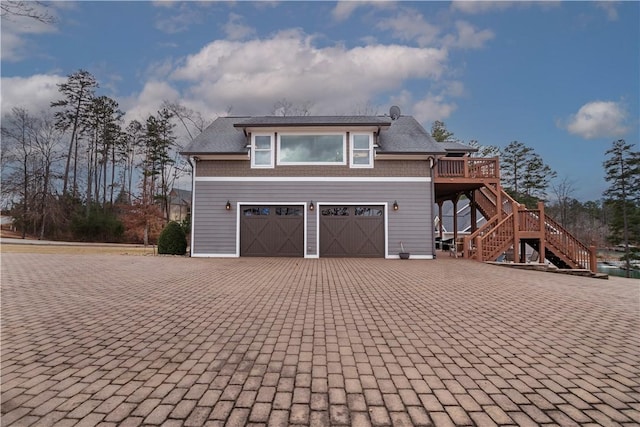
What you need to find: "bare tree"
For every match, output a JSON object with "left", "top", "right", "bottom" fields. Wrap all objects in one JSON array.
[
  {"left": 1, "top": 1, "right": 56, "bottom": 24},
  {"left": 161, "top": 100, "right": 210, "bottom": 140},
  {"left": 31, "top": 113, "right": 64, "bottom": 239},
  {"left": 271, "top": 98, "right": 313, "bottom": 116},
  {"left": 551, "top": 176, "right": 576, "bottom": 227},
  {"left": 1, "top": 107, "right": 35, "bottom": 238},
  {"left": 349, "top": 100, "right": 379, "bottom": 116}
]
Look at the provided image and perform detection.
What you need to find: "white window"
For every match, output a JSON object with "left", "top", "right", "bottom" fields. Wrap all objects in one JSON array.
[
  {"left": 350, "top": 133, "right": 374, "bottom": 168},
  {"left": 251, "top": 133, "right": 274, "bottom": 168},
  {"left": 277, "top": 133, "right": 346, "bottom": 165}
]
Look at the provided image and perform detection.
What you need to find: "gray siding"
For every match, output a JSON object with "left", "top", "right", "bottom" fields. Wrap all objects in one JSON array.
[
  {"left": 195, "top": 159, "right": 433, "bottom": 178},
  {"left": 192, "top": 179, "right": 433, "bottom": 258}
]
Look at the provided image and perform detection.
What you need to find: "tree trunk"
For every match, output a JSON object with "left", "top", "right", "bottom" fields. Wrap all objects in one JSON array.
[
  {"left": 22, "top": 151, "right": 28, "bottom": 239},
  {"left": 39, "top": 164, "right": 50, "bottom": 240},
  {"left": 110, "top": 142, "right": 116, "bottom": 205}
]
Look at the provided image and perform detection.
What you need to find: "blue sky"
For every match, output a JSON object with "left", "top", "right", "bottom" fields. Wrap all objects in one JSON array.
[{"left": 1, "top": 1, "right": 638, "bottom": 201}]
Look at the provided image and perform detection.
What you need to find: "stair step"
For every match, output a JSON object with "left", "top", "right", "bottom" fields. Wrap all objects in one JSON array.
[{"left": 486, "top": 262, "right": 608, "bottom": 279}]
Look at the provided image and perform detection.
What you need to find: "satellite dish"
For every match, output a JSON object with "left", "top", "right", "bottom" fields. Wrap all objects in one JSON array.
[{"left": 389, "top": 105, "right": 401, "bottom": 120}]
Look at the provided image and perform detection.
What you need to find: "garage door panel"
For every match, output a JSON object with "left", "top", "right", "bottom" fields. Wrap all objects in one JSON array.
[
  {"left": 241, "top": 205, "right": 304, "bottom": 257},
  {"left": 320, "top": 205, "right": 384, "bottom": 257}
]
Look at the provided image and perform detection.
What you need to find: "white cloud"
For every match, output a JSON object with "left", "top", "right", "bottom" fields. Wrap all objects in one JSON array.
[
  {"left": 563, "top": 101, "right": 629, "bottom": 139},
  {"left": 169, "top": 30, "right": 448, "bottom": 115},
  {"left": 450, "top": 1, "right": 517, "bottom": 14},
  {"left": 331, "top": 1, "right": 396, "bottom": 22},
  {"left": 391, "top": 90, "right": 458, "bottom": 124},
  {"left": 223, "top": 13, "right": 256, "bottom": 41},
  {"left": 120, "top": 81, "right": 181, "bottom": 123},
  {"left": 376, "top": 8, "right": 493, "bottom": 50},
  {"left": 376, "top": 10, "right": 440, "bottom": 47},
  {"left": 154, "top": 3, "right": 203, "bottom": 34},
  {"left": 0, "top": 3, "right": 59, "bottom": 61},
  {"left": 413, "top": 96, "right": 457, "bottom": 123},
  {"left": 0, "top": 74, "right": 66, "bottom": 116},
  {"left": 596, "top": 1, "right": 619, "bottom": 21},
  {"left": 443, "top": 21, "right": 494, "bottom": 49},
  {"left": 451, "top": 1, "right": 559, "bottom": 14}
]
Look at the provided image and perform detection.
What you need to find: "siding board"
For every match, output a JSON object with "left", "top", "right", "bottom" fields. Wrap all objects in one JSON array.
[{"left": 193, "top": 180, "right": 433, "bottom": 258}]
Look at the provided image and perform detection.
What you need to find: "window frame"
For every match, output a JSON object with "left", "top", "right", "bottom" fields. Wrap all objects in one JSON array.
[
  {"left": 251, "top": 133, "right": 275, "bottom": 168},
  {"left": 349, "top": 132, "right": 374, "bottom": 168},
  {"left": 276, "top": 132, "right": 347, "bottom": 166}
]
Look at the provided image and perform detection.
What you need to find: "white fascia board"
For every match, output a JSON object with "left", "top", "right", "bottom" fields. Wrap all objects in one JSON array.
[{"left": 195, "top": 176, "right": 431, "bottom": 182}]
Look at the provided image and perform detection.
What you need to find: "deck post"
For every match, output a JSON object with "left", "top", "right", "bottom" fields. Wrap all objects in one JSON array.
[
  {"left": 496, "top": 184, "right": 503, "bottom": 219},
  {"left": 512, "top": 202, "right": 520, "bottom": 263},
  {"left": 589, "top": 245, "right": 597, "bottom": 273},
  {"left": 438, "top": 201, "right": 444, "bottom": 243},
  {"left": 538, "top": 201, "right": 546, "bottom": 266},
  {"left": 452, "top": 196, "right": 459, "bottom": 246},
  {"left": 470, "top": 192, "right": 477, "bottom": 233}
]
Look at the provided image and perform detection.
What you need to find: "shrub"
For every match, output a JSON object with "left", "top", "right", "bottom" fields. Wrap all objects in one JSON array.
[
  {"left": 71, "top": 206, "right": 124, "bottom": 242},
  {"left": 158, "top": 221, "right": 187, "bottom": 255}
]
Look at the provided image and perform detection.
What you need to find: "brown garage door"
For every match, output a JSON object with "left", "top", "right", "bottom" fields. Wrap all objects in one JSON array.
[
  {"left": 320, "top": 206, "right": 384, "bottom": 257},
  {"left": 240, "top": 206, "right": 304, "bottom": 257}
]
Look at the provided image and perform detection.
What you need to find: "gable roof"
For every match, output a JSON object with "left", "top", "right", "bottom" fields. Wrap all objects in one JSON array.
[
  {"left": 439, "top": 140, "right": 478, "bottom": 156},
  {"left": 181, "top": 115, "right": 446, "bottom": 156},
  {"left": 170, "top": 188, "right": 192, "bottom": 205},
  {"left": 234, "top": 116, "right": 392, "bottom": 128}
]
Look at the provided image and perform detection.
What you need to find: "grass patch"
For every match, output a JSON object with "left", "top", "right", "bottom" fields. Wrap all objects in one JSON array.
[{"left": 0, "top": 243, "right": 156, "bottom": 256}]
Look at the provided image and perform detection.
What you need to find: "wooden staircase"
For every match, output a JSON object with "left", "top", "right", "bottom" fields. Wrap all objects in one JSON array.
[{"left": 435, "top": 157, "right": 597, "bottom": 273}]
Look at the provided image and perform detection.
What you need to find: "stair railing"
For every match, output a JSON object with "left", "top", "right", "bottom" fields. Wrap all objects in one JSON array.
[{"left": 543, "top": 215, "right": 595, "bottom": 271}]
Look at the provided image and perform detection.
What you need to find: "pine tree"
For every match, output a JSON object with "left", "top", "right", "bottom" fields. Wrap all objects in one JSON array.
[
  {"left": 51, "top": 69, "right": 98, "bottom": 197},
  {"left": 500, "top": 141, "right": 555, "bottom": 204},
  {"left": 430, "top": 120, "right": 455, "bottom": 142},
  {"left": 603, "top": 139, "right": 640, "bottom": 276}
]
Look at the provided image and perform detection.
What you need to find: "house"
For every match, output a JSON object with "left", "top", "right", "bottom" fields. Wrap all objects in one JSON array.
[
  {"left": 168, "top": 188, "right": 192, "bottom": 223},
  {"left": 181, "top": 107, "right": 447, "bottom": 258}
]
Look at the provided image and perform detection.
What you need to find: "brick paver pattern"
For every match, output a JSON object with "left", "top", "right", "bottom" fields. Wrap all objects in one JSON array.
[{"left": 1, "top": 253, "right": 639, "bottom": 426}]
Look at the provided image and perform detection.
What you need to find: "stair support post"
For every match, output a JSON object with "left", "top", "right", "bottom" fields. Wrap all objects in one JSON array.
[
  {"left": 470, "top": 192, "right": 477, "bottom": 233},
  {"left": 453, "top": 196, "right": 459, "bottom": 248},
  {"left": 589, "top": 245, "right": 597, "bottom": 273},
  {"left": 496, "top": 185, "right": 503, "bottom": 219},
  {"left": 437, "top": 201, "right": 444, "bottom": 244},
  {"left": 512, "top": 202, "right": 520, "bottom": 263},
  {"left": 538, "top": 201, "right": 546, "bottom": 266}
]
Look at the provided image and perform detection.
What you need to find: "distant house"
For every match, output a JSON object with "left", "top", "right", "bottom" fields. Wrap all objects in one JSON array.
[
  {"left": 435, "top": 198, "right": 487, "bottom": 241},
  {"left": 181, "top": 108, "right": 446, "bottom": 258},
  {"left": 168, "top": 188, "right": 191, "bottom": 223}
]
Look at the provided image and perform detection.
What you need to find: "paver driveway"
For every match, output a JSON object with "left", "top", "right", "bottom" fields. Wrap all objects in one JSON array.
[{"left": 1, "top": 253, "right": 639, "bottom": 426}]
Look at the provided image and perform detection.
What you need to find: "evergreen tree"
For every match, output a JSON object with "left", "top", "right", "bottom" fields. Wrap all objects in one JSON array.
[
  {"left": 430, "top": 120, "right": 455, "bottom": 142},
  {"left": 51, "top": 69, "right": 98, "bottom": 197},
  {"left": 603, "top": 139, "right": 640, "bottom": 276},
  {"left": 144, "top": 109, "right": 176, "bottom": 222},
  {"left": 500, "top": 141, "right": 555, "bottom": 204}
]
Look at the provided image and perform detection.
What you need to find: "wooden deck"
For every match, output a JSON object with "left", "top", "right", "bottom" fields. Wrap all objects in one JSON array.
[{"left": 434, "top": 157, "right": 597, "bottom": 273}]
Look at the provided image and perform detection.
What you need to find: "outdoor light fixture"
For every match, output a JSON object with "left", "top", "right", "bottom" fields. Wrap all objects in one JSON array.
[
  {"left": 225, "top": 200, "right": 231, "bottom": 210},
  {"left": 393, "top": 200, "right": 399, "bottom": 211},
  {"left": 309, "top": 201, "right": 315, "bottom": 211}
]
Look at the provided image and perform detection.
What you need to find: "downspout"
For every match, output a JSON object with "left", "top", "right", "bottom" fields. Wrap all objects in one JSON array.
[
  {"left": 189, "top": 156, "right": 197, "bottom": 257},
  {"left": 429, "top": 156, "right": 436, "bottom": 259}
]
